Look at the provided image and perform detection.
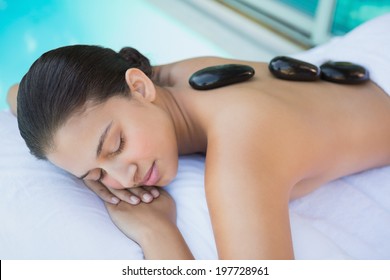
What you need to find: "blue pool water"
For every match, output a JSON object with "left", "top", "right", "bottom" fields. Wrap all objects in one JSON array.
[{"left": 0, "top": 0, "right": 228, "bottom": 110}]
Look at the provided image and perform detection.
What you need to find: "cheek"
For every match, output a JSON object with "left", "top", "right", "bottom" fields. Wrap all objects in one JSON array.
[
  {"left": 102, "top": 176, "right": 125, "bottom": 189},
  {"left": 125, "top": 131, "right": 156, "bottom": 159}
]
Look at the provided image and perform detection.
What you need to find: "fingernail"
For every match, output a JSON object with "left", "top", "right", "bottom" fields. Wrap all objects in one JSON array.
[
  {"left": 143, "top": 193, "right": 153, "bottom": 202},
  {"left": 130, "top": 196, "right": 140, "bottom": 204},
  {"left": 151, "top": 189, "right": 160, "bottom": 198},
  {"left": 111, "top": 197, "right": 120, "bottom": 204}
]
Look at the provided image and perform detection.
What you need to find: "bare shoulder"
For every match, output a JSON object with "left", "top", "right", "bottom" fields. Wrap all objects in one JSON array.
[
  {"left": 205, "top": 96, "right": 308, "bottom": 192},
  {"left": 156, "top": 56, "right": 263, "bottom": 87},
  {"left": 204, "top": 93, "right": 327, "bottom": 211},
  {"left": 7, "top": 83, "right": 19, "bottom": 116}
]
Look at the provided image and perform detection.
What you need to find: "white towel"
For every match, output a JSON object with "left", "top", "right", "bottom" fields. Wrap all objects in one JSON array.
[{"left": 293, "top": 13, "right": 390, "bottom": 95}]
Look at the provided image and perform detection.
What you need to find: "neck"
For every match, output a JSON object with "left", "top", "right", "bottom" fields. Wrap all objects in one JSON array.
[{"left": 154, "top": 86, "right": 207, "bottom": 155}]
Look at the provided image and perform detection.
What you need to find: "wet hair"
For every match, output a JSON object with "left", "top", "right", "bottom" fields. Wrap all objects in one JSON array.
[{"left": 17, "top": 45, "right": 153, "bottom": 160}]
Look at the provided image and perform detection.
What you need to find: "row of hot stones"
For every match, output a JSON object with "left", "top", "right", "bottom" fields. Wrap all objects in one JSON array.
[{"left": 188, "top": 56, "right": 370, "bottom": 90}]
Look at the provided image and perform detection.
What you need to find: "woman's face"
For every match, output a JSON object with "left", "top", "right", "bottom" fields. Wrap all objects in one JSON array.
[{"left": 47, "top": 94, "right": 179, "bottom": 189}]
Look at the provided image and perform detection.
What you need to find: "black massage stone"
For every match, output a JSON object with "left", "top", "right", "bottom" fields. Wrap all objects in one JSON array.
[
  {"left": 268, "top": 56, "right": 320, "bottom": 81},
  {"left": 189, "top": 64, "right": 255, "bottom": 90},
  {"left": 320, "top": 61, "right": 369, "bottom": 84}
]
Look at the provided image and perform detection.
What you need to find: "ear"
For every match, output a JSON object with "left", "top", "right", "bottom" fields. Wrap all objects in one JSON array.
[{"left": 125, "top": 68, "right": 156, "bottom": 102}]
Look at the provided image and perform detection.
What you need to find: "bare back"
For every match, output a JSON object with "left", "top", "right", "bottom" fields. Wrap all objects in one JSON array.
[
  {"left": 163, "top": 58, "right": 390, "bottom": 199},
  {"left": 154, "top": 56, "right": 390, "bottom": 258}
]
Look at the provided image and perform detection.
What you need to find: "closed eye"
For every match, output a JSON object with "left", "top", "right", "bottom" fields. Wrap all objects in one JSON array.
[
  {"left": 112, "top": 135, "right": 125, "bottom": 156},
  {"left": 97, "top": 136, "right": 125, "bottom": 183}
]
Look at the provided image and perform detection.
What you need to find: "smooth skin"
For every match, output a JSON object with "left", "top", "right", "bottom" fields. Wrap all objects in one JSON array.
[{"left": 9, "top": 57, "right": 390, "bottom": 259}]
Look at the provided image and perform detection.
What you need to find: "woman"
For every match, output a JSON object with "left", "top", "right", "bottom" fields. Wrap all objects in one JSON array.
[{"left": 10, "top": 14, "right": 390, "bottom": 259}]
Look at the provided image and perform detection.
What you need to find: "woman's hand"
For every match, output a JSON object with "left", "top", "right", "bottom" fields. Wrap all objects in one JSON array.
[
  {"left": 105, "top": 189, "right": 193, "bottom": 259},
  {"left": 105, "top": 189, "right": 176, "bottom": 243},
  {"left": 83, "top": 179, "right": 160, "bottom": 205}
]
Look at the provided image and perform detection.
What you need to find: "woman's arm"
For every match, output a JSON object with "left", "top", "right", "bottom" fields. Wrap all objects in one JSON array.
[
  {"left": 105, "top": 189, "right": 194, "bottom": 259},
  {"left": 7, "top": 83, "right": 19, "bottom": 116},
  {"left": 206, "top": 154, "right": 294, "bottom": 259},
  {"left": 205, "top": 105, "right": 310, "bottom": 259}
]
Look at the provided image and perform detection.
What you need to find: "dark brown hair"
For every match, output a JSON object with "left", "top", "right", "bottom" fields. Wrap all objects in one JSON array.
[{"left": 17, "top": 45, "right": 152, "bottom": 159}]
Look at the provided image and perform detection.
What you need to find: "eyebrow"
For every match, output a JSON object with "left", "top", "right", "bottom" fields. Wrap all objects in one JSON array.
[
  {"left": 96, "top": 121, "right": 113, "bottom": 158},
  {"left": 77, "top": 121, "right": 113, "bottom": 180}
]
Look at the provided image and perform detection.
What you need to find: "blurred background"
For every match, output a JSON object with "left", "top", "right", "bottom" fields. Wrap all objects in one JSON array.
[{"left": 1, "top": 0, "right": 390, "bottom": 110}]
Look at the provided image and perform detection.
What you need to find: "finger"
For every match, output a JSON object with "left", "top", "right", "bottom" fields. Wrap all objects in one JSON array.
[
  {"left": 109, "top": 188, "right": 141, "bottom": 205},
  {"left": 83, "top": 179, "right": 120, "bottom": 205},
  {"left": 128, "top": 187, "right": 155, "bottom": 204},
  {"left": 143, "top": 186, "right": 160, "bottom": 198}
]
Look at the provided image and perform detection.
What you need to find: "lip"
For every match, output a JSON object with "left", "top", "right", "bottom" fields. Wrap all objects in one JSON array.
[{"left": 142, "top": 161, "right": 160, "bottom": 186}]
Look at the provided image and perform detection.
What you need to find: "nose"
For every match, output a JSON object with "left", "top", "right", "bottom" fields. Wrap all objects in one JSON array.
[{"left": 102, "top": 160, "right": 138, "bottom": 189}]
